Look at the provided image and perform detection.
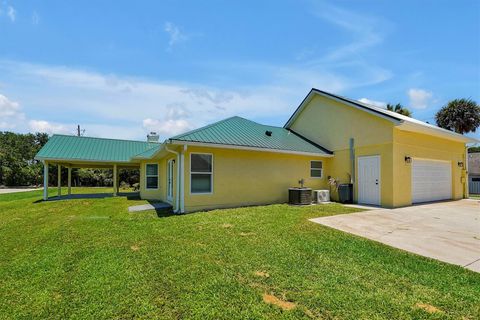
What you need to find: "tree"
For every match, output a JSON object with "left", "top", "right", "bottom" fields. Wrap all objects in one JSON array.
[
  {"left": 386, "top": 103, "right": 412, "bottom": 117},
  {"left": 435, "top": 99, "right": 480, "bottom": 134},
  {"left": 0, "top": 132, "right": 49, "bottom": 186},
  {"left": 469, "top": 146, "right": 480, "bottom": 153}
]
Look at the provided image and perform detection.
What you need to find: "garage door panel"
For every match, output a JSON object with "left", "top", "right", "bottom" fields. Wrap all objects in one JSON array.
[{"left": 412, "top": 159, "right": 452, "bottom": 203}]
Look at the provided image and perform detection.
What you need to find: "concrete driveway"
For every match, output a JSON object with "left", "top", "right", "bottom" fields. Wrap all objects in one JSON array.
[
  {"left": 310, "top": 200, "right": 480, "bottom": 272},
  {"left": 0, "top": 188, "right": 40, "bottom": 194}
]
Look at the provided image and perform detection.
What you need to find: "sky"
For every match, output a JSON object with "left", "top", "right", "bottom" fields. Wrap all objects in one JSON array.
[{"left": 0, "top": 0, "right": 479, "bottom": 141}]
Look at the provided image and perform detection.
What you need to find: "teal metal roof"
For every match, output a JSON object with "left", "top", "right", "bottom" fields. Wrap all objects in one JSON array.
[
  {"left": 131, "top": 145, "right": 163, "bottom": 159},
  {"left": 35, "top": 134, "right": 161, "bottom": 162},
  {"left": 169, "top": 116, "right": 332, "bottom": 155}
]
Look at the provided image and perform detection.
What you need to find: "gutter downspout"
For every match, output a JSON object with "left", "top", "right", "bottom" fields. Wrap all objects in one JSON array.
[
  {"left": 180, "top": 145, "right": 187, "bottom": 213},
  {"left": 165, "top": 144, "right": 181, "bottom": 213},
  {"left": 465, "top": 146, "right": 470, "bottom": 199},
  {"left": 349, "top": 138, "right": 355, "bottom": 184}
]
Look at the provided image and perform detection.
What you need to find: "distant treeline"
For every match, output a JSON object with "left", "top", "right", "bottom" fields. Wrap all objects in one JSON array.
[{"left": 0, "top": 132, "right": 139, "bottom": 187}]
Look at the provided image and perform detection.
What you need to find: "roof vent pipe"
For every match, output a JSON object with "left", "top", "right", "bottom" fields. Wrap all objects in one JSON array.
[{"left": 265, "top": 130, "right": 272, "bottom": 136}]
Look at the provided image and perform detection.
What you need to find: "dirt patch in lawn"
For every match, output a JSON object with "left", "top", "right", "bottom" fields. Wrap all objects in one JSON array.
[
  {"left": 415, "top": 302, "right": 443, "bottom": 314},
  {"left": 254, "top": 271, "right": 270, "bottom": 278},
  {"left": 263, "top": 293, "right": 296, "bottom": 311},
  {"left": 222, "top": 223, "right": 233, "bottom": 228},
  {"left": 240, "top": 232, "right": 256, "bottom": 236},
  {"left": 130, "top": 245, "right": 140, "bottom": 251}
]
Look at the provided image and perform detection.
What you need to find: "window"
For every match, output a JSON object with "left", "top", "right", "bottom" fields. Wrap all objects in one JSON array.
[
  {"left": 310, "top": 160, "right": 323, "bottom": 178},
  {"left": 191, "top": 153, "right": 213, "bottom": 194},
  {"left": 145, "top": 163, "right": 158, "bottom": 189},
  {"left": 473, "top": 178, "right": 480, "bottom": 182}
]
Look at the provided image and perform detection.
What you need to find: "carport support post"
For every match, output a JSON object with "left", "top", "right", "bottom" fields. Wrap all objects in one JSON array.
[
  {"left": 57, "top": 164, "right": 61, "bottom": 197},
  {"left": 113, "top": 164, "right": 118, "bottom": 196},
  {"left": 43, "top": 161, "right": 49, "bottom": 201},
  {"left": 67, "top": 166, "right": 72, "bottom": 195}
]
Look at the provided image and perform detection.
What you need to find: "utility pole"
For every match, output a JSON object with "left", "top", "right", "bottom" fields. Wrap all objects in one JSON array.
[{"left": 77, "top": 125, "right": 85, "bottom": 136}]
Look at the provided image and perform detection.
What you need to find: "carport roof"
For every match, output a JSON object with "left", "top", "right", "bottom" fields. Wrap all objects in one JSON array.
[{"left": 35, "top": 134, "right": 161, "bottom": 163}]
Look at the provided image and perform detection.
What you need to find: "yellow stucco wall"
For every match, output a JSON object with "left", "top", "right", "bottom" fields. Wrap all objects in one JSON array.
[
  {"left": 327, "top": 144, "right": 394, "bottom": 207},
  {"left": 288, "top": 94, "right": 396, "bottom": 207},
  {"left": 289, "top": 95, "right": 394, "bottom": 150},
  {"left": 392, "top": 128, "right": 466, "bottom": 207},
  {"left": 182, "top": 146, "right": 330, "bottom": 212},
  {"left": 136, "top": 94, "right": 467, "bottom": 211},
  {"left": 287, "top": 93, "right": 467, "bottom": 208},
  {"left": 139, "top": 155, "right": 177, "bottom": 204}
]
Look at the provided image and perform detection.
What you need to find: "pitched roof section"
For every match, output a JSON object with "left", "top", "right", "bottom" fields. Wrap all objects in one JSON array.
[
  {"left": 169, "top": 116, "right": 332, "bottom": 155},
  {"left": 285, "top": 88, "right": 477, "bottom": 143},
  {"left": 35, "top": 134, "right": 161, "bottom": 162}
]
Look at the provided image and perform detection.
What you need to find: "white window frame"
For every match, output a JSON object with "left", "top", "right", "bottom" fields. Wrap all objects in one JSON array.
[
  {"left": 310, "top": 160, "right": 323, "bottom": 178},
  {"left": 145, "top": 163, "right": 159, "bottom": 190},
  {"left": 190, "top": 153, "right": 213, "bottom": 195}
]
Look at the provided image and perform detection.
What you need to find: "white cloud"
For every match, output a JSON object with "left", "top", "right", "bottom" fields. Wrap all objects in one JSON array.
[
  {"left": 32, "top": 11, "right": 39, "bottom": 25},
  {"left": 408, "top": 88, "right": 433, "bottom": 109},
  {"left": 28, "top": 120, "right": 69, "bottom": 134},
  {"left": 0, "top": 94, "right": 24, "bottom": 129},
  {"left": 7, "top": 5, "right": 15, "bottom": 22},
  {"left": 143, "top": 118, "right": 192, "bottom": 137},
  {"left": 164, "top": 22, "right": 188, "bottom": 50},
  {"left": 312, "top": 2, "right": 387, "bottom": 62},
  {"left": 0, "top": 57, "right": 395, "bottom": 140},
  {"left": 358, "top": 98, "right": 387, "bottom": 108}
]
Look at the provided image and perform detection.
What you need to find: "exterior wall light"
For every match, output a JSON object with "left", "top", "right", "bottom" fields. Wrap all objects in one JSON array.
[
  {"left": 457, "top": 161, "right": 464, "bottom": 168},
  {"left": 404, "top": 156, "right": 412, "bottom": 164}
]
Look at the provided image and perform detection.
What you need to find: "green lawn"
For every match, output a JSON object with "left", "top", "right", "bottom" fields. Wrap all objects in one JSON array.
[{"left": 0, "top": 188, "right": 479, "bottom": 319}]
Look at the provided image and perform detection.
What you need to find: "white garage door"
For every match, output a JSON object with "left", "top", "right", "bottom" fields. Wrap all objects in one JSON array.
[{"left": 412, "top": 159, "right": 452, "bottom": 203}]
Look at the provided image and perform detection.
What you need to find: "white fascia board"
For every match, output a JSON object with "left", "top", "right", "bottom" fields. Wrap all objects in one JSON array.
[
  {"left": 284, "top": 90, "right": 402, "bottom": 128},
  {"left": 34, "top": 157, "right": 138, "bottom": 164},
  {"left": 396, "top": 122, "right": 478, "bottom": 143},
  {"left": 167, "top": 140, "right": 333, "bottom": 157}
]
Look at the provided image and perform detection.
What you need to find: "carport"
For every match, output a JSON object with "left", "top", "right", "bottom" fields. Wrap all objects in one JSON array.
[
  {"left": 35, "top": 134, "right": 162, "bottom": 200},
  {"left": 41, "top": 160, "right": 140, "bottom": 200}
]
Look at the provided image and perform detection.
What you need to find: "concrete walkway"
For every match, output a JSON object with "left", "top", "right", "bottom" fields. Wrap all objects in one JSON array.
[
  {"left": 0, "top": 188, "right": 40, "bottom": 194},
  {"left": 310, "top": 200, "right": 480, "bottom": 272},
  {"left": 128, "top": 202, "right": 172, "bottom": 213}
]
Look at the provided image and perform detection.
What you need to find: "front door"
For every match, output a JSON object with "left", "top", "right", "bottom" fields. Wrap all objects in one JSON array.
[
  {"left": 358, "top": 155, "right": 381, "bottom": 206},
  {"left": 167, "top": 159, "right": 174, "bottom": 202}
]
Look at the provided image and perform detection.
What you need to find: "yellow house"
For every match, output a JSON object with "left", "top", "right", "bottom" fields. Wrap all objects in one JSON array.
[{"left": 36, "top": 88, "right": 477, "bottom": 212}]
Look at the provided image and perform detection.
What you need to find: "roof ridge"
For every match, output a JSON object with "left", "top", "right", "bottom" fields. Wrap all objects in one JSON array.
[
  {"left": 310, "top": 88, "right": 402, "bottom": 121},
  {"left": 169, "top": 116, "right": 240, "bottom": 140},
  {"left": 51, "top": 134, "right": 156, "bottom": 144}
]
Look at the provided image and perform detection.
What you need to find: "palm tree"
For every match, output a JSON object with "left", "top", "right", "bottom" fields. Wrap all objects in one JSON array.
[
  {"left": 386, "top": 103, "right": 412, "bottom": 117},
  {"left": 435, "top": 99, "right": 480, "bottom": 134}
]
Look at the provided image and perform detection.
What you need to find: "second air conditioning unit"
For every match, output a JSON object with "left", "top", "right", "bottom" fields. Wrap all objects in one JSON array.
[{"left": 313, "top": 190, "right": 330, "bottom": 203}]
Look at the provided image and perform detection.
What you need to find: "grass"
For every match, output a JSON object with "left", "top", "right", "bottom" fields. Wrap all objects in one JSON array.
[
  {"left": 469, "top": 194, "right": 480, "bottom": 200},
  {"left": 0, "top": 188, "right": 479, "bottom": 319}
]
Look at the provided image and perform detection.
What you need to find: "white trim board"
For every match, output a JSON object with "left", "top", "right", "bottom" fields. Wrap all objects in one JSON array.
[{"left": 168, "top": 140, "right": 332, "bottom": 157}]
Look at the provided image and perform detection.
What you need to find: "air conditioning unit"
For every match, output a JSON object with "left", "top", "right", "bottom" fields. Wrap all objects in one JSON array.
[{"left": 313, "top": 190, "right": 330, "bottom": 203}]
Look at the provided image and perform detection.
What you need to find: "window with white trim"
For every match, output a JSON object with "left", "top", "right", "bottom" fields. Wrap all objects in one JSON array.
[
  {"left": 145, "top": 163, "right": 158, "bottom": 189},
  {"left": 310, "top": 160, "right": 323, "bottom": 178},
  {"left": 191, "top": 153, "right": 213, "bottom": 194}
]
